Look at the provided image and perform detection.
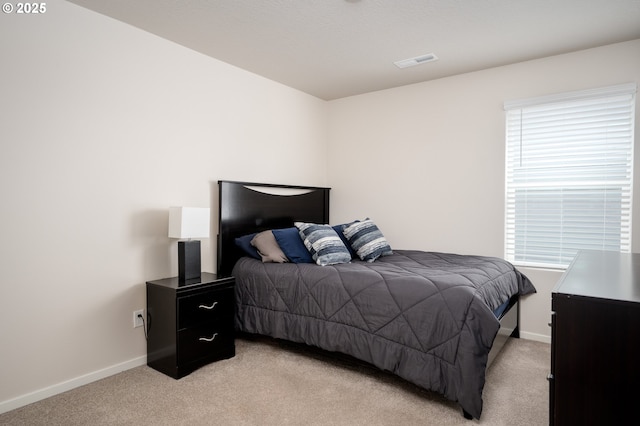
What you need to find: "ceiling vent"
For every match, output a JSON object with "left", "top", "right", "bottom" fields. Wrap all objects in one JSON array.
[{"left": 394, "top": 53, "right": 438, "bottom": 69}]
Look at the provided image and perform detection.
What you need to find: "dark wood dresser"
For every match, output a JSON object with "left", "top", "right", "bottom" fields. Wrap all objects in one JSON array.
[
  {"left": 146, "top": 273, "right": 235, "bottom": 379},
  {"left": 550, "top": 250, "right": 640, "bottom": 425}
]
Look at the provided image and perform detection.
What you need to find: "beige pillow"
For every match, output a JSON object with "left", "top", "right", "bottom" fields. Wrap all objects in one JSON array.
[{"left": 251, "top": 231, "right": 288, "bottom": 263}]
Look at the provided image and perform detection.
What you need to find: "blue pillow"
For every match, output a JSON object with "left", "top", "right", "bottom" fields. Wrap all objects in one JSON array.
[
  {"left": 342, "top": 219, "right": 392, "bottom": 262},
  {"left": 273, "top": 227, "right": 314, "bottom": 263},
  {"left": 333, "top": 221, "right": 359, "bottom": 259},
  {"left": 234, "top": 233, "right": 260, "bottom": 260},
  {"left": 295, "top": 222, "right": 352, "bottom": 266}
]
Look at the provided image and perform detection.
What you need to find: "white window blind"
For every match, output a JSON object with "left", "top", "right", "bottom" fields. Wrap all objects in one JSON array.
[{"left": 505, "top": 83, "right": 636, "bottom": 268}]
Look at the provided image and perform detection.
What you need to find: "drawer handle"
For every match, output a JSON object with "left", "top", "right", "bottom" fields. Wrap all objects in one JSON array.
[
  {"left": 199, "top": 333, "right": 218, "bottom": 342},
  {"left": 198, "top": 302, "right": 218, "bottom": 310}
]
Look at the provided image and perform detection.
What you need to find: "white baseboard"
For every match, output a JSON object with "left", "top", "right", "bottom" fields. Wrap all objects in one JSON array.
[
  {"left": 0, "top": 355, "right": 147, "bottom": 415},
  {"left": 520, "top": 331, "right": 551, "bottom": 344}
]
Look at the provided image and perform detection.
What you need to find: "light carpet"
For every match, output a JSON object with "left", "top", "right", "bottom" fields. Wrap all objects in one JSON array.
[{"left": 0, "top": 337, "right": 550, "bottom": 425}]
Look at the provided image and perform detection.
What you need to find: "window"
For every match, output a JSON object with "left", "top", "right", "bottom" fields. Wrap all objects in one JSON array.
[{"left": 505, "top": 84, "right": 636, "bottom": 268}]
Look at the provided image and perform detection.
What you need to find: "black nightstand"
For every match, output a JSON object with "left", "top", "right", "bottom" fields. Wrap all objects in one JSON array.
[{"left": 146, "top": 272, "right": 235, "bottom": 379}]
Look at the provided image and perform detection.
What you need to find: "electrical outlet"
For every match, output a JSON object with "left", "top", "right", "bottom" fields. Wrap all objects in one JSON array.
[{"left": 133, "top": 309, "right": 144, "bottom": 328}]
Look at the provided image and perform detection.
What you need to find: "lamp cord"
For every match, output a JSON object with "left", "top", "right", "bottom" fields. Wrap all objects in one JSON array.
[{"left": 138, "top": 313, "right": 148, "bottom": 340}]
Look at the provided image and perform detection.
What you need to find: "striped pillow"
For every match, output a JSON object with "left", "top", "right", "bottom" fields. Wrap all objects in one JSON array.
[
  {"left": 342, "top": 219, "right": 392, "bottom": 262},
  {"left": 295, "top": 222, "right": 352, "bottom": 266}
]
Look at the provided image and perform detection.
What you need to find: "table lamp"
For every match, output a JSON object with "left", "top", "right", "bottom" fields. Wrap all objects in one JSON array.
[{"left": 168, "top": 207, "right": 210, "bottom": 282}]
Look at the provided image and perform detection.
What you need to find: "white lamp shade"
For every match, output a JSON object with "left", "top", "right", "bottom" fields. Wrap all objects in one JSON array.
[{"left": 168, "top": 207, "right": 210, "bottom": 239}]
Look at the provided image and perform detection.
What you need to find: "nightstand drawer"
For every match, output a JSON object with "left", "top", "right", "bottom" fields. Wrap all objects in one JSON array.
[
  {"left": 178, "top": 325, "right": 234, "bottom": 363},
  {"left": 178, "top": 287, "right": 234, "bottom": 329}
]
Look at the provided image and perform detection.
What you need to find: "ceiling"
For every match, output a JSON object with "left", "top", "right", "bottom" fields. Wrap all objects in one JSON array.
[{"left": 67, "top": 0, "right": 640, "bottom": 100}]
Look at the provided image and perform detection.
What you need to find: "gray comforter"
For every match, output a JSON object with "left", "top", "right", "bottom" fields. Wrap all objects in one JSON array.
[{"left": 232, "top": 250, "right": 536, "bottom": 419}]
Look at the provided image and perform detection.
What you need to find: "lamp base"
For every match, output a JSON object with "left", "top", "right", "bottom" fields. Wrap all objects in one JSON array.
[{"left": 178, "top": 240, "right": 201, "bottom": 282}]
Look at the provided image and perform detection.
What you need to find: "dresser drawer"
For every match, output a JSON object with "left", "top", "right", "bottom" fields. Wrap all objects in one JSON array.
[
  {"left": 178, "top": 324, "right": 234, "bottom": 364},
  {"left": 178, "top": 287, "right": 234, "bottom": 329}
]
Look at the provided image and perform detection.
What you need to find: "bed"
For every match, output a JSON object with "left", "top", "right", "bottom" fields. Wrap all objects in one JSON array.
[{"left": 216, "top": 180, "right": 536, "bottom": 420}]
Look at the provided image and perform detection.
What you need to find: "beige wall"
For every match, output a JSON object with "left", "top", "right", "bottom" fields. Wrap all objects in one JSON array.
[
  {"left": 327, "top": 38, "right": 640, "bottom": 342},
  {"left": 0, "top": 0, "right": 327, "bottom": 410}
]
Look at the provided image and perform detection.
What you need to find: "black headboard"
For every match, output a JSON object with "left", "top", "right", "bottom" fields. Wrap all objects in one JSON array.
[{"left": 217, "top": 180, "right": 330, "bottom": 277}]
